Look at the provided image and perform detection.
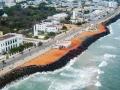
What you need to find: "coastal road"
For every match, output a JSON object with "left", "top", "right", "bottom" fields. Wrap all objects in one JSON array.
[
  {"left": 1, "top": 6, "right": 119, "bottom": 71},
  {"left": 0, "top": 25, "right": 85, "bottom": 70}
]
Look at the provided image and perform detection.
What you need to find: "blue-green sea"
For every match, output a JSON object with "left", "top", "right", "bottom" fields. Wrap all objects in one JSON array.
[{"left": 1, "top": 19, "right": 120, "bottom": 90}]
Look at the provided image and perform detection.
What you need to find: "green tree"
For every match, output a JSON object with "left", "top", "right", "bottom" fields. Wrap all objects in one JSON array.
[
  {"left": 62, "top": 25, "right": 67, "bottom": 30},
  {"left": 47, "top": 32, "right": 56, "bottom": 37},
  {"left": 1, "top": 3, "right": 59, "bottom": 35}
]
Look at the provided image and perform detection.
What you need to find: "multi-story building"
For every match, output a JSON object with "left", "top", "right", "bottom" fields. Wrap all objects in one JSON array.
[
  {"left": 70, "top": 8, "right": 85, "bottom": 23},
  {"left": 4, "top": 0, "right": 16, "bottom": 7},
  {"left": 0, "top": 0, "right": 5, "bottom": 9},
  {"left": 33, "top": 21, "right": 62, "bottom": 36},
  {"left": 15, "top": 0, "right": 26, "bottom": 3},
  {"left": 0, "top": 33, "right": 23, "bottom": 54},
  {"left": 108, "top": 1, "right": 118, "bottom": 8},
  {"left": 0, "top": 0, "right": 26, "bottom": 7},
  {"left": 47, "top": 13, "right": 68, "bottom": 21}
]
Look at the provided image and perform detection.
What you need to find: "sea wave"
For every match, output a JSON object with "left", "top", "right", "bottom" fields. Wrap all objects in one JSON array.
[
  {"left": 48, "top": 67, "right": 98, "bottom": 90},
  {"left": 114, "top": 36, "right": 120, "bottom": 40},
  {"left": 99, "top": 61, "right": 108, "bottom": 68},
  {"left": 103, "top": 53, "right": 116, "bottom": 60},
  {"left": 1, "top": 56, "right": 78, "bottom": 90},
  {"left": 1, "top": 73, "right": 37, "bottom": 90},
  {"left": 96, "top": 75, "right": 100, "bottom": 79},
  {"left": 109, "top": 25, "right": 114, "bottom": 35},
  {"left": 100, "top": 45, "right": 116, "bottom": 49},
  {"left": 97, "top": 69, "right": 104, "bottom": 75},
  {"left": 94, "top": 81, "right": 102, "bottom": 87}
]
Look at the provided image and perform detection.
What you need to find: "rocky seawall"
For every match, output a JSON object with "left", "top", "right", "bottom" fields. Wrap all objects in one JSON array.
[
  {"left": 104, "top": 13, "right": 120, "bottom": 26},
  {"left": 1, "top": 15, "right": 119, "bottom": 88}
]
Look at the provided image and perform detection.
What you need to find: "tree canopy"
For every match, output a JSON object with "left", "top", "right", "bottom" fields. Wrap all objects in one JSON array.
[{"left": 0, "top": 3, "right": 59, "bottom": 34}]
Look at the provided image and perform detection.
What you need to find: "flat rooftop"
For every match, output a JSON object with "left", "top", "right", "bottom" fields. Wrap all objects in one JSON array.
[{"left": 0, "top": 34, "right": 15, "bottom": 41}]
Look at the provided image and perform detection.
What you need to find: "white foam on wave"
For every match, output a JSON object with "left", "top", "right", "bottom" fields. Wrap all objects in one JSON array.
[
  {"left": 99, "top": 61, "right": 108, "bottom": 68},
  {"left": 94, "top": 81, "right": 102, "bottom": 87},
  {"left": 46, "top": 57, "right": 78, "bottom": 75},
  {"left": 97, "top": 69, "right": 104, "bottom": 75},
  {"left": 100, "top": 45, "right": 116, "bottom": 49},
  {"left": 103, "top": 53, "right": 116, "bottom": 60},
  {"left": 1, "top": 72, "right": 40, "bottom": 90},
  {"left": 114, "top": 36, "right": 120, "bottom": 40},
  {"left": 48, "top": 67, "right": 99, "bottom": 90},
  {"left": 96, "top": 76, "right": 99, "bottom": 79},
  {"left": 109, "top": 25, "right": 114, "bottom": 35},
  {"left": 1, "top": 57, "right": 78, "bottom": 90}
]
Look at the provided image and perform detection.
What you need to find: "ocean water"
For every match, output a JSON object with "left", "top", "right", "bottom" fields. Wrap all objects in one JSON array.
[{"left": 1, "top": 19, "right": 120, "bottom": 90}]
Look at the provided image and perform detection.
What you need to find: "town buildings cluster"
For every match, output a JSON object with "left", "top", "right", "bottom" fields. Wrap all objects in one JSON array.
[
  {"left": 33, "top": 13, "right": 68, "bottom": 37},
  {"left": 70, "top": 0, "right": 118, "bottom": 23},
  {"left": 0, "top": 0, "right": 47, "bottom": 8},
  {"left": 0, "top": 0, "right": 119, "bottom": 60},
  {"left": 0, "top": 0, "right": 119, "bottom": 8}
]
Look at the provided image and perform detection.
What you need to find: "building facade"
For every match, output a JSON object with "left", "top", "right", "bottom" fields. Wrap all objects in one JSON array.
[
  {"left": 0, "top": 33, "right": 23, "bottom": 54},
  {"left": 33, "top": 21, "right": 62, "bottom": 36}
]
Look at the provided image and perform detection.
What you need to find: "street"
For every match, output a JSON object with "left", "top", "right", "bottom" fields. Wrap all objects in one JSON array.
[{"left": 0, "top": 25, "right": 84, "bottom": 70}]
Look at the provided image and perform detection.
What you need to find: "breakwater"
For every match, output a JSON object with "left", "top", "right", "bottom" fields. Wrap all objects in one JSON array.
[{"left": 0, "top": 23, "right": 109, "bottom": 89}]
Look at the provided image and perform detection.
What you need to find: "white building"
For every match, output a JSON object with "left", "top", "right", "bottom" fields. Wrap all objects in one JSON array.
[
  {"left": 33, "top": 21, "right": 62, "bottom": 36},
  {"left": 53, "top": 13, "right": 68, "bottom": 21},
  {"left": 54, "top": 40, "right": 71, "bottom": 49},
  {"left": 92, "top": 0, "right": 102, "bottom": 3},
  {"left": 0, "top": 0, "right": 5, "bottom": 9},
  {"left": 48, "top": 13, "right": 68, "bottom": 21},
  {"left": 15, "top": 0, "right": 26, "bottom": 3},
  {"left": 0, "top": 33, "right": 23, "bottom": 54},
  {"left": 26, "top": 0, "right": 47, "bottom": 6},
  {"left": 3, "top": 0, "right": 26, "bottom": 7},
  {"left": 4, "top": 0, "right": 16, "bottom": 7},
  {"left": 89, "top": 9, "right": 107, "bottom": 20},
  {"left": 71, "top": 8, "right": 85, "bottom": 23},
  {"left": 108, "top": 1, "right": 118, "bottom": 8}
]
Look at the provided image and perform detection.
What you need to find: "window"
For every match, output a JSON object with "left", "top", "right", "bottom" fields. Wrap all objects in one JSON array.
[
  {"left": 15, "top": 39, "right": 17, "bottom": 42},
  {"left": 13, "top": 39, "right": 14, "bottom": 43},
  {"left": 11, "top": 45, "right": 12, "bottom": 49},
  {"left": 5, "top": 42, "right": 7, "bottom": 46},
  {"left": 6, "top": 47, "right": 7, "bottom": 51},
  {"left": 11, "top": 40, "right": 12, "bottom": 44},
  {"left": 8, "top": 47, "right": 10, "bottom": 50},
  {"left": 13, "top": 45, "right": 15, "bottom": 48},
  {"left": 8, "top": 41, "right": 9, "bottom": 45}
]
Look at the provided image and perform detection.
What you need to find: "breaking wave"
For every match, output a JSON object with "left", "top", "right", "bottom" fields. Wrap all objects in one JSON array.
[
  {"left": 48, "top": 67, "right": 98, "bottom": 90},
  {"left": 114, "top": 36, "right": 120, "bottom": 41},
  {"left": 99, "top": 61, "right": 108, "bottom": 68},
  {"left": 100, "top": 45, "right": 116, "bottom": 49},
  {"left": 97, "top": 69, "right": 104, "bottom": 75},
  {"left": 1, "top": 56, "right": 78, "bottom": 90},
  {"left": 103, "top": 53, "right": 116, "bottom": 60},
  {"left": 94, "top": 81, "right": 102, "bottom": 87},
  {"left": 109, "top": 25, "right": 114, "bottom": 35}
]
